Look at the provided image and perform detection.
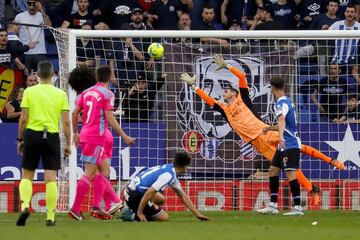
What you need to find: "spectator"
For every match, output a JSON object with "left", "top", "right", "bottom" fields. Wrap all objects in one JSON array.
[
  {"left": 4, "top": 86, "right": 24, "bottom": 123},
  {"left": 297, "top": 0, "right": 327, "bottom": 29},
  {"left": 51, "top": 0, "right": 100, "bottom": 27},
  {"left": 0, "top": 29, "right": 27, "bottom": 70},
  {"left": 295, "top": 0, "right": 340, "bottom": 75},
  {"left": 147, "top": 0, "right": 182, "bottom": 30},
  {"left": 220, "top": 0, "right": 245, "bottom": 28},
  {"left": 137, "top": 0, "right": 156, "bottom": 12},
  {"left": 334, "top": 95, "right": 360, "bottom": 124},
  {"left": 6, "top": 21, "right": 35, "bottom": 64},
  {"left": 226, "top": 19, "right": 249, "bottom": 54},
  {"left": 194, "top": 4, "right": 229, "bottom": 49},
  {"left": 329, "top": 5, "right": 360, "bottom": 74},
  {"left": 99, "top": 0, "right": 140, "bottom": 30},
  {"left": 337, "top": 0, "right": 359, "bottom": 19},
  {"left": 175, "top": 12, "right": 192, "bottom": 44},
  {"left": 272, "top": 0, "right": 297, "bottom": 29},
  {"left": 15, "top": 0, "right": 51, "bottom": 71},
  {"left": 122, "top": 72, "right": 166, "bottom": 122},
  {"left": 76, "top": 24, "right": 101, "bottom": 67},
  {"left": 250, "top": 6, "right": 286, "bottom": 53},
  {"left": 311, "top": 64, "right": 348, "bottom": 121},
  {"left": 191, "top": 0, "right": 220, "bottom": 24},
  {"left": 25, "top": 72, "right": 38, "bottom": 87}
]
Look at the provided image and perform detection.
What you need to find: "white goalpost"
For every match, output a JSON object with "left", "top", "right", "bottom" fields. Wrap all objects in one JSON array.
[{"left": 51, "top": 28, "right": 360, "bottom": 212}]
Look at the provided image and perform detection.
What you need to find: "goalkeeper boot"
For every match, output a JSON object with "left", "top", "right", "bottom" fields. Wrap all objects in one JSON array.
[
  {"left": 46, "top": 220, "right": 56, "bottom": 226},
  {"left": 16, "top": 207, "right": 30, "bottom": 226},
  {"left": 119, "top": 206, "right": 135, "bottom": 221},
  {"left": 90, "top": 207, "right": 113, "bottom": 220},
  {"left": 257, "top": 202, "right": 279, "bottom": 214},
  {"left": 310, "top": 185, "right": 321, "bottom": 207},
  {"left": 68, "top": 209, "right": 84, "bottom": 221},
  {"left": 330, "top": 159, "right": 345, "bottom": 170},
  {"left": 283, "top": 205, "right": 304, "bottom": 216},
  {"left": 106, "top": 201, "right": 124, "bottom": 216}
]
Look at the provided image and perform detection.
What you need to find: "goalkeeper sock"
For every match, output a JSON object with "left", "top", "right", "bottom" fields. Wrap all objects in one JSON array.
[
  {"left": 46, "top": 181, "right": 57, "bottom": 221},
  {"left": 289, "top": 179, "right": 301, "bottom": 206},
  {"left": 269, "top": 176, "right": 279, "bottom": 203},
  {"left": 93, "top": 174, "right": 107, "bottom": 208},
  {"left": 72, "top": 175, "right": 90, "bottom": 213},
  {"left": 296, "top": 169, "right": 313, "bottom": 192},
  {"left": 301, "top": 144, "right": 331, "bottom": 164},
  {"left": 19, "top": 178, "right": 32, "bottom": 211}
]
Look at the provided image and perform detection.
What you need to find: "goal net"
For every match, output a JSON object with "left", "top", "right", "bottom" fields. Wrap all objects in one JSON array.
[{"left": 50, "top": 28, "right": 360, "bottom": 212}]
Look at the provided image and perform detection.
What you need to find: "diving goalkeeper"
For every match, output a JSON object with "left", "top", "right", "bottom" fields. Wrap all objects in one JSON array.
[{"left": 180, "top": 55, "right": 344, "bottom": 205}]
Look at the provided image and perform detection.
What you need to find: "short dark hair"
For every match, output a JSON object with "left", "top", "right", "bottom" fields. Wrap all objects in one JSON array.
[
  {"left": 348, "top": 94, "right": 358, "bottom": 101},
  {"left": 224, "top": 86, "right": 239, "bottom": 96},
  {"left": 37, "top": 60, "right": 54, "bottom": 79},
  {"left": 346, "top": 5, "right": 356, "bottom": 11},
  {"left": 96, "top": 65, "right": 112, "bottom": 83},
  {"left": 328, "top": 0, "right": 339, "bottom": 5},
  {"left": 0, "top": 28, "right": 7, "bottom": 33},
  {"left": 173, "top": 151, "right": 191, "bottom": 167},
  {"left": 270, "top": 77, "right": 285, "bottom": 90},
  {"left": 68, "top": 66, "right": 96, "bottom": 94},
  {"left": 203, "top": 3, "right": 214, "bottom": 11}
]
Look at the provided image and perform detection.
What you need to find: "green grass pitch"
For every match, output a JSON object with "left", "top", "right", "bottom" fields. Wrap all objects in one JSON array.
[{"left": 1, "top": 211, "right": 360, "bottom": 240}]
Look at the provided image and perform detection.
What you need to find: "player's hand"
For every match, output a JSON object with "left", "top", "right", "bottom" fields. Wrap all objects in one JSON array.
[
  {"left": 213, "top": 55, "right": 228, "bottom": 71},
  {"left": 262, "top": 127, "right": 270, "bottom": 134},
  {"left": 137, "top": 212, "right": 147, "bottom": 222},
  {"left": 180, "top": 73, "right": 196, "bottom": 86},
  {"left": 17, "top": 141, "right": 24, "bottom": 156},
  {"left": 279, "top": 135, "right": 285, "bottom": 148},
  {"left": 64, "top": 144, "right": 71, "bottom": 157},
  {"left": 196, "top": 213, "right": 211, "bottom": 221},
  {"left": 73, "top": 133, "right": 80, "bottom": 147},
  {"left": 124, "top": 136, "right": 136, "bottom": 145}
]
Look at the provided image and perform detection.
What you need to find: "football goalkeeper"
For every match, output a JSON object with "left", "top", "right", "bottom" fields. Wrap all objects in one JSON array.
[{"left": 180, "top": 55, "right": 345, "bottom": 205}]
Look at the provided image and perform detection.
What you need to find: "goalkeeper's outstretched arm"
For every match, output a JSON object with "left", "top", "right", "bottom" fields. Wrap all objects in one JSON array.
[
  {"left": 180, "top": 73, "right": 216, "bottom": 107},
  {"left": 212, "top": 55, "right": 248, "bottom": 89}
]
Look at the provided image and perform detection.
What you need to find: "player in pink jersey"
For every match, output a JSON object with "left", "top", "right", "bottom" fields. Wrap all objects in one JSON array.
[{"left": 69, "top": 66, "right": 135, "bottom": 220}]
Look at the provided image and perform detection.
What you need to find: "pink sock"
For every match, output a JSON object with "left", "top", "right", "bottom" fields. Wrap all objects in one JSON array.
[
  {"left": 105, "top": 179, "right": 120, "bottom": 203},
  {"left": 72, "top": 175, "right": 91, "bottom": 213},
  {"left": 93, "top": 174, "right": 107, "bottom": 208},
  {"left": 103, "top": 190, "right": 112, "bottom": 212}
]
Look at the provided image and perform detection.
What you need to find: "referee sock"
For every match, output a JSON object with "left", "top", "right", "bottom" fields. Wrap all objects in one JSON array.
[
  {"left": 301, "top": 145, "right": 331, "bottom": 164},
  {"left": 93, "top": 174, "right": 107, "bottom": 208},
  {"left": 72, "top": 175, "right": 91, "bottom": 213},
  {"left": 289, "top": 179, "right": 301, "bottom": 206},
  {"left": 19, "top": 178, "right": 32, "bottom": 211},
  {"left": 46, "top": 181, "right": 57, "bottom": 221},
  {"left": 269, "top": 176, "right": 279, "bottom": 203},
  {"left": 296, "top": 169, "right": 312, "bottom": 193}
]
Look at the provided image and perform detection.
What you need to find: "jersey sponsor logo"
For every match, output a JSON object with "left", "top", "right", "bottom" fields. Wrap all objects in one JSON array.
[
  {"left": 114, "top": 5, "right": 131, "bottom": 15},
  {"left": 274, "top": 8, "right": 292, "bottom": 17}
]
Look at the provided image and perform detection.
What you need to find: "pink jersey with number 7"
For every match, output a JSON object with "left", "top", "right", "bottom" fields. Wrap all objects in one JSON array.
[{"left": 77, "top": 82, "right": 115, "bottom": 144}]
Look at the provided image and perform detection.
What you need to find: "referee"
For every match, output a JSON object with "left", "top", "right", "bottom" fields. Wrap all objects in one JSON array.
[{"left": 16, "top": 61, "right": 71, "bottom": 226}]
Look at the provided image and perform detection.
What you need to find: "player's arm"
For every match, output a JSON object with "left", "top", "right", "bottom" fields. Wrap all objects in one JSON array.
[
  {"left": 17, "top": 108, "right": 28, "bottom": 156},
  {"left": 263, "top": 124, "right": 279, "bottom": 134},
  {"left": 105, "top": 110, "right": 135, "bottom": 145},
  {"left": 137, "top": 187, "right": 158, "bottom": 222},
  {"left": 173, "top": 187, "right": 211, "bottom": 221},
  {"left": 62, "top": 111, "right": 71, "bottom": 157},
  {"left": 213, "top": 55, "right": 248, "bottom": 89},
  {"left": 72, "top": 105, "right": 82, "bottom": 147},
  {"left": 180, "top": 73, "right": 216, "bottom": 107},
  {"left": 277, "top": 115, "right": 285, "bottom": 148}
]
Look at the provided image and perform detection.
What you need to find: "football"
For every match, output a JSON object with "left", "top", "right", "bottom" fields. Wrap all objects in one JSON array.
[{"left": 147, "top": 42, "right": 164, "bottom": 59}]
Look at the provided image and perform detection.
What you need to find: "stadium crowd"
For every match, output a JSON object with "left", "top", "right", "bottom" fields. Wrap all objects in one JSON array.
[{"left": 0, "top": 0, "right": 360, "bottom": 123}]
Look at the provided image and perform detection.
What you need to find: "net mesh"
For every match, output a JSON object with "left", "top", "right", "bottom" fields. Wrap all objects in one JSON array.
[{"left": 50, "top": 28, "right": 360, "bottom": 212}]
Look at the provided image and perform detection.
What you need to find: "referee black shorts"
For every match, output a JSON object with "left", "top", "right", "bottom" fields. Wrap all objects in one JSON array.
[
  {"left": 22, "top": 129, "right": 61, "bottom": 170},
  {"left": 125, "top": 188, "right": 162, "bottom": 221},
  {"left": 271, "top": 148, "right": 300, "bottom": 171}
]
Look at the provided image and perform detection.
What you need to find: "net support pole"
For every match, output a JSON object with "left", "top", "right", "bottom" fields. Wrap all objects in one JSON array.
[{"left": 68, "top": 30, "right": 77, "bottom": 208}]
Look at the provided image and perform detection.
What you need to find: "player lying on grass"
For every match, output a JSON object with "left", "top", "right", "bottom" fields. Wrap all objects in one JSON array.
[
  {"left": 122, "top": 152, "right": 211, "bottom": 222},
  {"left": 180, "top": 55, "right": 345, "bottom": 206},
  {"left": 69, "top": 65, "right": 135, "bottom": 220},
  {"left": 67, "top": 66, "right": 127, "bottom": 218}
]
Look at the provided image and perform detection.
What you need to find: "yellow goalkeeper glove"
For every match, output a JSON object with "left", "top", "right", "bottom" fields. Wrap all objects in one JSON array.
[
  {"left": 213, "top": 55, "right": 231, "bottom": 71},
  {"left": 180, "top": 73, "right": 197, "bottom": 90}
]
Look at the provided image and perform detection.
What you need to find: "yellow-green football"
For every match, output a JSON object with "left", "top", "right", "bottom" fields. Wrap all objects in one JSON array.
[{"left": 147, "top": 42, "right": 164, "bottom": 59}]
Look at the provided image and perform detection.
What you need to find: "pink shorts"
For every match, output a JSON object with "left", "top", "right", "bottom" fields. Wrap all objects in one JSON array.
[{"left": 80, "top": 142, "right": 107, "bottom": 165}]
